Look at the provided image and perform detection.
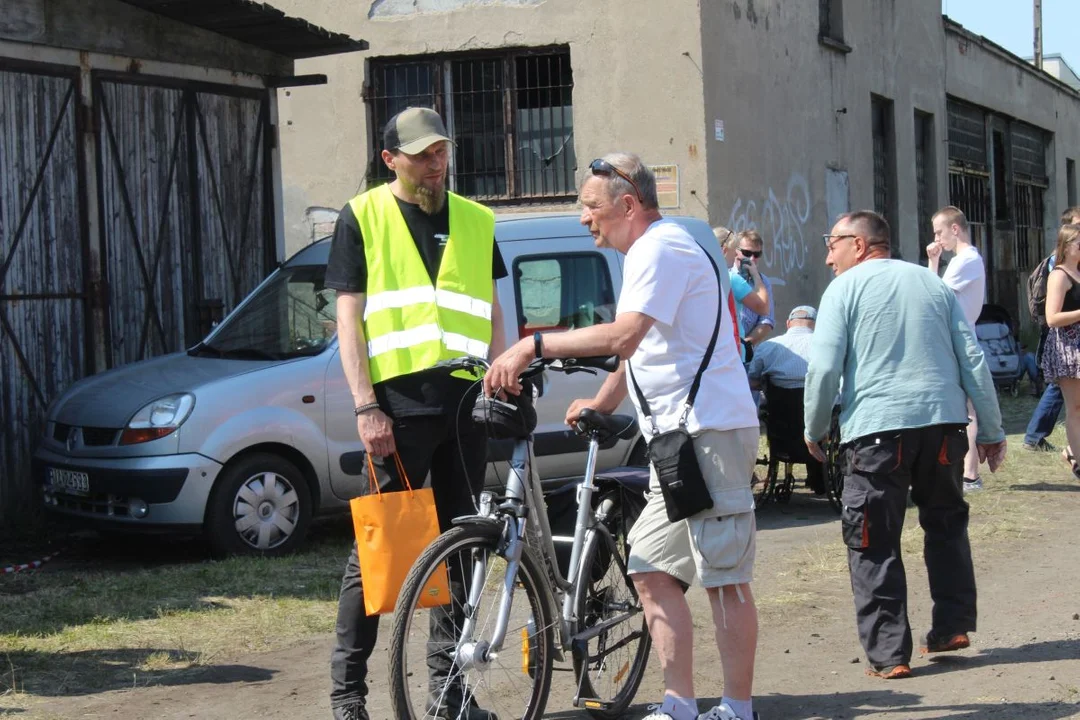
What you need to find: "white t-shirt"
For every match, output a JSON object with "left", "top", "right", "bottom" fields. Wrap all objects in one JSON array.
[
  {"left": 941, "top": 245, "right": 986, "bottom": 328},
  {"left": 618, "top": 219, "right": 758, "bottom": 440}
]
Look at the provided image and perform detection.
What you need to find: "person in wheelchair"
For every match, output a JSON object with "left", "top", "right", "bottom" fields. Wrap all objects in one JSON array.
[{"left": 747, "top": 306, "right": 823, "bottom": 493}]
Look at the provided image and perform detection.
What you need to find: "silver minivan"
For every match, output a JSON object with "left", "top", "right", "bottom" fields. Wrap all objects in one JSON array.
[{"left": 35, "top": 213, "right": 722, "bottom": 556}]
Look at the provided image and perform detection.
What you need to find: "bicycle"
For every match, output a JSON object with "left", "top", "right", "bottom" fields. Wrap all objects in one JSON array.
[{"left": 388, "top": 355, "right": 652, "bottom": 720}]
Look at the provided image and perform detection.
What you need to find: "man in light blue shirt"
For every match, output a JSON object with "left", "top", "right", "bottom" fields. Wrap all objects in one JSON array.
[
  {"left": 747, "top": 305, "right": 816, "bottom": 390},
  {"left": 749, "top": 304, "right": 823, "bottom": 492},
  {"left": 803, "top": 210, "right": 1006, "bottom": 681}
]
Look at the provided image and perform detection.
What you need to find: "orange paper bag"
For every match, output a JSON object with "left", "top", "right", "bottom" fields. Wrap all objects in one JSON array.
[{"left": 350, "top": 454, "right": 449, "bottom": 616}]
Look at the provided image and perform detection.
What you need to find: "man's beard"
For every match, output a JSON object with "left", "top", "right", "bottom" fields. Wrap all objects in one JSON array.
[
  {"left": 415, "top": 184, "right": 446, "bottom": 215},
  {"left": 402, "top": 176, "right": 446, "bottom": 215}
]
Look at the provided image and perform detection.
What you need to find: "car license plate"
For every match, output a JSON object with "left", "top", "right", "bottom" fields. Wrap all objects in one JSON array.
[{"left": 48, "top": 467, "right": 90, "bottom": 495}]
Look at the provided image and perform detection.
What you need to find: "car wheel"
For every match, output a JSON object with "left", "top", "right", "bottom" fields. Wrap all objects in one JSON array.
[{"left": 205, "top": 452, "right": 312, "bottom": 558}]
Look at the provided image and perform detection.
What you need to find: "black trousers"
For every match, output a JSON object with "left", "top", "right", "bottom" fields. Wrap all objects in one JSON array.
[
  {"left": 330, "top": 413, "right": 487, "bottom": 709},
  {"left": 840, "top": 423, "right": 977, "bottom": 670}
]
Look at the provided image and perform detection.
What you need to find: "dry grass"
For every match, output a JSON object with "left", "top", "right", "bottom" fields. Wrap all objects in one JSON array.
[{"left": 0, "top": 527, "right": 349, "bottom": 706}]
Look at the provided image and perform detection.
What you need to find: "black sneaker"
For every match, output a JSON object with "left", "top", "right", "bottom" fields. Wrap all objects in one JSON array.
[
  {"left": 332, "top": 703, "right": 370, "bottom": 720},
  {"left": 1023, "top": 438, "right": 1056, "bottom": 452}
]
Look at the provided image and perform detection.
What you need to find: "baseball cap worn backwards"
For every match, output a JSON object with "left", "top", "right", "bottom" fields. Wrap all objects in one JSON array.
[{"left": 383, "top": 107, "right": 454, "bottom": 154}]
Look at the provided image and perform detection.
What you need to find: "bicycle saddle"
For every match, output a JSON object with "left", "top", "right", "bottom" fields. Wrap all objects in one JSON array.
[{"left": 574, "top": 408, "right": 638, "bottom": 442}]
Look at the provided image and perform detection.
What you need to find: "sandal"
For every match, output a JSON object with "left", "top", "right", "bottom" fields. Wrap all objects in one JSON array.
[{"left": 1065, "top": 448, "right": 1080, "bottom": 480}]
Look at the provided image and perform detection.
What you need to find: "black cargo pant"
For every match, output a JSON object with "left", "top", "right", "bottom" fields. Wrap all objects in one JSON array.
[
  {"left": 840, "top": 423, "right": 977, "bottom": 670},
  {"left": 330, "top": 413, "right": 487, "bottom": 710}
]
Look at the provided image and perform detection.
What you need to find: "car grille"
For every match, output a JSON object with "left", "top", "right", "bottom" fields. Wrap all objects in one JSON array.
[
  {"left": 47, "top": 492, "right": 133, "bottom": 517},
  {"left": 52, "top": 424, "right": 120, "bottom": 446}
]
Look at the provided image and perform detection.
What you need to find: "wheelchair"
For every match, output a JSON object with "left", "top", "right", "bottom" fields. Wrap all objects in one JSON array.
[{"left": 754, "top": 381, "right": 844, "bottom": 513}]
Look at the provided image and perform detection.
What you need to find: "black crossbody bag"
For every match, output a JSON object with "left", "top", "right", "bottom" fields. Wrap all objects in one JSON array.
[{"left": 627, "top": 247, "right": 725, "bottom": 522}]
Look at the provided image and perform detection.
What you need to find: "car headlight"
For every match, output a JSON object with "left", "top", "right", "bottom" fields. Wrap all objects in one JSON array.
[{"left": 119, "top": 393, "right": 196, "bottom": 445}]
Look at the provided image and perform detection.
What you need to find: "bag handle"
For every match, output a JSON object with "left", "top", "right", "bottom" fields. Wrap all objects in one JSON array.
[
  {"left": 628, "top": 245, "right": 725, "bottom": 431},
  {"left": 366, "top": 453, "right": 414, "bottom": 498}
]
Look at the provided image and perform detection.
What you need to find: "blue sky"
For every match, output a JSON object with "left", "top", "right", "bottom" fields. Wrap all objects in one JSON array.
[{"left": 942, "top": 0, "right": 1078, "bottom": 71}]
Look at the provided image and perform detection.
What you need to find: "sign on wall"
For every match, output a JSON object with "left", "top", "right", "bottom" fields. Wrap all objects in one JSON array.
[{"left": 649, "top": 164, "right": 680, "bottom": 209}]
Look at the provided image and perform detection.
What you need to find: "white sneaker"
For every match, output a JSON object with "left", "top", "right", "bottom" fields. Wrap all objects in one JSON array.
[
  {"left": 962, "top": 477, "right": 983, "bottom": 493},
  {"left": 698, "top": 704, "right": 759, "bottom": 720}
]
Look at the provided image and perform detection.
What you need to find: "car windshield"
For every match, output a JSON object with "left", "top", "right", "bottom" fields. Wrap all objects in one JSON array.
[{"left": 190, "top": 265, "right": 336, "bottom": 360}]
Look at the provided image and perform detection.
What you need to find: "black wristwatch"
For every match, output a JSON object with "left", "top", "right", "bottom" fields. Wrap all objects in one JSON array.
[{"left": 533, "top": 331, "right": 544, "bottom": 359}]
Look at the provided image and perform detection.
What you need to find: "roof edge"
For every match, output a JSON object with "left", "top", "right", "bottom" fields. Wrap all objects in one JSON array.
[{"left": 943, "top": 15, "right": 1080, "bottom": 101}]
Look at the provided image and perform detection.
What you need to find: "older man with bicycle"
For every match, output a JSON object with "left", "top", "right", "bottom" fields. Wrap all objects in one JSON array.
[{"left": 487, "top": 153, "right": 762, "bottom": 720}]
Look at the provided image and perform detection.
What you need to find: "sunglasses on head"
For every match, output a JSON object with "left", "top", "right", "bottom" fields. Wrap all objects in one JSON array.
[
  {"left": 589, "top": 158, "right": 643, "bottom": 202},
  {"left": 739, "top": 248, "right": 763, "bottom": 259}
]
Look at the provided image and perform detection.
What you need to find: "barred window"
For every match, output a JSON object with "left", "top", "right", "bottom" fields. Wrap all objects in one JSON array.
[
  {"left": 871, "top": 95, "right": 897, "bottom": 256},
  {"left": 366, "top": 47, "right": 576, "bottom": 203}
]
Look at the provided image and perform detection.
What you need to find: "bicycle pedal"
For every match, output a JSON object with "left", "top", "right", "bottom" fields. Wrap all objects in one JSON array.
[{"left": 574, "top": 696, "right": 616, "bottom": 711}]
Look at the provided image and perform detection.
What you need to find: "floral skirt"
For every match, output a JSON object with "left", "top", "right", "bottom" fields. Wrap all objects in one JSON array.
[{"left": 1040, "top": 323, "right": 1080, "bottom": 382}]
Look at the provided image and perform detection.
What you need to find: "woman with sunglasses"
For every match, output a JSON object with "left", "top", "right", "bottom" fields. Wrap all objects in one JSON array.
[
  {"left": 1040, "top": 223, "right": 1080, "bottom": 479},
  {"left": 713, "top": 226, "right": 769, "bottom": 361}
]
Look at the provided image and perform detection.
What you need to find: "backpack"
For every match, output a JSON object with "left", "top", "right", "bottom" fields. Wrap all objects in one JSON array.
[{"left": 1027, "top": 255, "right": 1053, "bottom": 326}]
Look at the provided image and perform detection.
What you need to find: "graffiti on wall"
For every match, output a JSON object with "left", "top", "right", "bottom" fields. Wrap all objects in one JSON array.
[{"left": 727, "top": 172, "right": 812, "bottom": 280}]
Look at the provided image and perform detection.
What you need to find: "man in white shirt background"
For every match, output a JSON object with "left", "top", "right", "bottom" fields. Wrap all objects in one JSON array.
[{"left": 927, "top": 206, "right": 987, "bottom": 492}]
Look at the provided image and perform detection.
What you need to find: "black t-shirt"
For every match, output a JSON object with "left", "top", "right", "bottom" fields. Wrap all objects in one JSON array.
[{"left": 324, "top": 194, "right": 508, "bottom": 417}]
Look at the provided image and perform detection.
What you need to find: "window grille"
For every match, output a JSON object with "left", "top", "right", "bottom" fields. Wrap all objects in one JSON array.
[
  {"left": 948, "top": 169, "right": 990, "bottom": 255},
  {"left": 1014, "top": 180, "right": 1046, "bottom": 272},
  {"left": 915, "top": 111, "right": 935, "bottom": 264},
  {"left": 367, "top": 47, "right": 575, "bottom": 203}
]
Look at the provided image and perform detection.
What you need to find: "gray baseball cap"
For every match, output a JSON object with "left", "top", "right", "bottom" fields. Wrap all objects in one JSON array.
[
  {"left": 788, "top": 305, "right": 817, "bottom": 321},
  {"left": 383, "top": 107, "right": 454, "bottom": 154}
]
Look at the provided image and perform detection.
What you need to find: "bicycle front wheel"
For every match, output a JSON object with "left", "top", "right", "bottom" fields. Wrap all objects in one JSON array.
[
  {"left": 571, "top": 498, "right": 651, "bottom": 719},
  {"left": 389, "top": 523, "right": 554, "bottom": 720}
]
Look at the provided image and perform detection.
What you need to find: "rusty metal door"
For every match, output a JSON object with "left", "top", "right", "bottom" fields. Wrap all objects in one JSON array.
[
  {"left": 94, "top": 75, "right": 273, "bottom": 367},
  {"left": 0, "top": 61, "right": 89, "bottom": 526}
]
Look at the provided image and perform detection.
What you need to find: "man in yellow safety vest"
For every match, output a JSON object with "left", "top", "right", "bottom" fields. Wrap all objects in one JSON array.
[{"left": 324, "top": 107, "right": 507, "bottom": 720}]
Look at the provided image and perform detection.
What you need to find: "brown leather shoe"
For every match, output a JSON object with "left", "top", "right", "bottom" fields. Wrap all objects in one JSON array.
[{"left": 866, "top": 664, "right": 912, "bottom": 679}]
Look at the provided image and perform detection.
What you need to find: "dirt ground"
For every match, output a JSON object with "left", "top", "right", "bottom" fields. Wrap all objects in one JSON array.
[{"left": 21, "top": 479, "right": 1080, "bottom": 720}]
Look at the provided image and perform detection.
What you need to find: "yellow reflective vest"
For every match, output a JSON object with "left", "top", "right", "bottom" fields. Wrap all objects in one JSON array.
[{"left": 348, "top": 184, "right": 495, "bottom": 384}]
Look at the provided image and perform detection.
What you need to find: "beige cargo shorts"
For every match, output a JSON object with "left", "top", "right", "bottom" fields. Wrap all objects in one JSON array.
[{"left": 626, "top": 426, "right": 758, "bottom": 588}]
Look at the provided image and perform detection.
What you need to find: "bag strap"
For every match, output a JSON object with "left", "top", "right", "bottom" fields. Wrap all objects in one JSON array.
[
  {"left": 627, "top": 245, "right": 725, "bottom": 430},
  {"left": 366, "top": 452, "right": 414, "bottom": 497}
]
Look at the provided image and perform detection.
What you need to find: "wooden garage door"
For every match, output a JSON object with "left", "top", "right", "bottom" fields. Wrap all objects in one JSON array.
[
  {"left": 0, "top": 62, "right": 88, "bottom": 529},
  {"left": 95, "top": 75, "right": 273, "bottom": 367}
]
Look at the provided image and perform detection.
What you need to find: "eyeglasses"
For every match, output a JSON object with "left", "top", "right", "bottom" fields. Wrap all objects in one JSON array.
[
  {"left": 739, "top": 248, "right": 763, "bottom": 259},
  {"left": 589, "top": 158, "right": 643, "bottom": 202},
  {"left": 822, "top": 234, "right": 857, "bottom": 251}
]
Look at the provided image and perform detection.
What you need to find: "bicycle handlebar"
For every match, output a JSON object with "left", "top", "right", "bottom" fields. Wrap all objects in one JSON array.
[{"left": 432, "top": 354, "right": 620, "bottom": 378}]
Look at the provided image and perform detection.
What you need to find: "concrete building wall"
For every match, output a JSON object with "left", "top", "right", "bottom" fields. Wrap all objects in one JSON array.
[
  {"left": 272, "top": 0, "right": 1080, "bottom": 325},
  {"left": 272, "top": 0, "right": 710, "bottom": 254},
  {"left": 947, "top": 32, "right": 1080, "bottom": 232},
  {"left": 699, "top": 0, "right": 946, "bottom": 316}
]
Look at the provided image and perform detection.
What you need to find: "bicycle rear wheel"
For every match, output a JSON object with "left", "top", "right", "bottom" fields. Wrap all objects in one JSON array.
[
  {"left": 570, "top": 493, "right": 651, "bottom": 719},
  {"left": 389, "top": 523, "right": 554, "bottom": 720}
]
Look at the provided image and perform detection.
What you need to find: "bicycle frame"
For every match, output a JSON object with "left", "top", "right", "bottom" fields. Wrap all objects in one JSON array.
[{"left": 457, "top": 426, "right": 605, "bottom": 661}]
